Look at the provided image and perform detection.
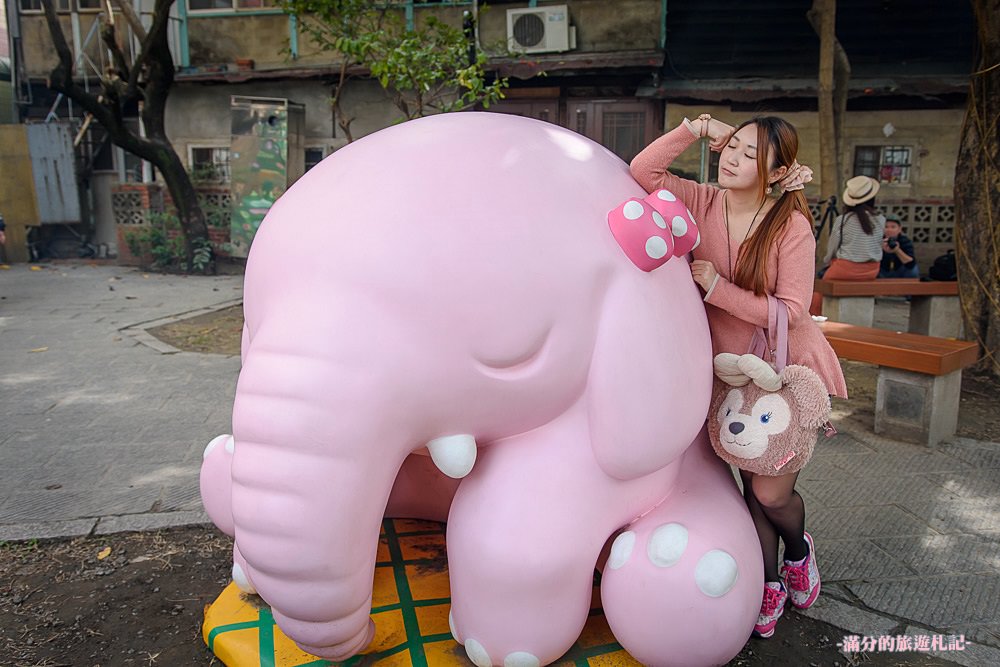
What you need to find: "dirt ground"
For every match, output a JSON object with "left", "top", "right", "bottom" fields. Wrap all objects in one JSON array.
[
  {"left": 0, "top": 527, "right": 953, "bottom": 667},
  {"left": 2, "top": 303, "right": 985, "bottom": 666},
  {"left": 146, "top": 305, "right": 245, "bottom": 357},
  {"left": 836, "top": 360, "right": 1000, "bottom": 442}
]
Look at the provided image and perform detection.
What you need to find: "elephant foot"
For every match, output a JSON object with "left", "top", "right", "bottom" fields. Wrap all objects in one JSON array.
[
  {"left": 449, "top": 608, "right": 550, "bottom": 667},
  {"left": 599, "top": 434, "right": 762, "bottom": 667},
  {"left": 460, "top": 636, "right": 543, "bottom": 667},
  {"left": 200, "top": 433, "right": 235, "bottom": 537},
  {"left": 287, "top": 616, "right": 376, "bottom": 661}
]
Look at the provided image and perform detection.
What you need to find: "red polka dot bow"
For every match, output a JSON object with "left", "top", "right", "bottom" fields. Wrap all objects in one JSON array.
[{"left": 608, "top": 189, "right": 700, "bottom": 272}]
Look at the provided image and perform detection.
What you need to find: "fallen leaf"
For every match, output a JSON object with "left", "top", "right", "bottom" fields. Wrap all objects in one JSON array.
[
  {"left": 97, "top": 547, "right": 112, "bottom": 560},
  {"left": 30, "top": 266, "right": 42, "bottom": 271},
  {"left": 0, "top": 265, "right": 10, "bottom": 270},
  {"left": 28, "top": 347, "right": 48, "bottom": 353}
]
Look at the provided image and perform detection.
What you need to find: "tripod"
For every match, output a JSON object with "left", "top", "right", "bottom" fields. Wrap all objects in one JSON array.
[{"left": 814, "top": 195, "right": 839, "bottom": 241}]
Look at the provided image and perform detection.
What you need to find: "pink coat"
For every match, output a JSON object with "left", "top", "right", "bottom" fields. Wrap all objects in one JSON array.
[{"left": 631, "top": 126, "right": 848, "bottom": 398}]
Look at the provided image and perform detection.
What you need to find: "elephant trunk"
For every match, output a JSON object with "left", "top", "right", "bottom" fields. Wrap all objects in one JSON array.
[{"left": 228, "top": 351, "right": 407, "bottom": 659}]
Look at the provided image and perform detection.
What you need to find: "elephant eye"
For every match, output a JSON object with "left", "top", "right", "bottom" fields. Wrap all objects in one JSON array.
[
  {"left": 725, "top": 407, "right": 732, "bottom": 417},
  {"left": 760, "top": 412, "right": 772, "bottom": 424}
]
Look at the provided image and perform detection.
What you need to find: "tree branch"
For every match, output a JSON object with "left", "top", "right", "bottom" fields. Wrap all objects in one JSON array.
[{"left": 100, "top": 9, "right": 134, "bottom": 95}]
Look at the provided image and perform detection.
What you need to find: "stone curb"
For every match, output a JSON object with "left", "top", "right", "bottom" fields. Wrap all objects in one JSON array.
[
  {"left": 119, "top": 298, "right": 243, "bottom": 355},
  {"left": 0, "top": 510, "right": 212, "bottom": 542}
]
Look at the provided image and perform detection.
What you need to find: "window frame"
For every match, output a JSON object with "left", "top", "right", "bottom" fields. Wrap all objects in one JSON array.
[
  {"left": 188, "top": 144, "right": 232, "bottom": 184},
  {"left": 304, "top": 145, "right": 332, "bottom": 173},
  {"left": 18, "top": 0, "right": 71, "bottom": 13},
  {"left": 186, "top": 0, "right": 280, "bottom": 14}
]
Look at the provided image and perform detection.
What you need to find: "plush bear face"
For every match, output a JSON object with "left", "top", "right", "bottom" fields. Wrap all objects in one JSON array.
[
  {"left": 716, "top": 386, "right": 792, "bottom": 460},
  {"left": 709, "top": 354, "right": 832, "bottom": 476}
]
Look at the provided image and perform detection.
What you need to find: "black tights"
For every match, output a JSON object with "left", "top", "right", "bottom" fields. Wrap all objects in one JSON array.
[{"left": 739, "top": 469, "right": 808, "bottom": 583}]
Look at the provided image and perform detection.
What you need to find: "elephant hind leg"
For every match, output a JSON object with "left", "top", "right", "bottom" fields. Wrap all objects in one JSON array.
[
  {"left": 385, "top": 453, "right": 460, "bottom": 523},
  {"left": 600, "top": 433, "right": 762, "bottom": 667}
]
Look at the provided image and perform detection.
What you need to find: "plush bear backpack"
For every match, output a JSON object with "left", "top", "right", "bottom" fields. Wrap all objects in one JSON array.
[{"left": 709, "top": 296, "right": 833, "bottom": 476}]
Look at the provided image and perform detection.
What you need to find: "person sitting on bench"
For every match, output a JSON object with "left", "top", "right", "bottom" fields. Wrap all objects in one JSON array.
[
  {"left": 810, "top": 175, "right": 885, "bottom": 315},
  {"left": 878, "top": 217, "right": 920, "bottom": 279}
]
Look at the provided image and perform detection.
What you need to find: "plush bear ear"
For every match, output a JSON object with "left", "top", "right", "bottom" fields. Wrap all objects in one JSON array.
[
  {"left": 780, "top": 365, "right": 831, "bottom": 429},
  {"left": 714, "top": 353, "right": 750, "bottom": 386}
]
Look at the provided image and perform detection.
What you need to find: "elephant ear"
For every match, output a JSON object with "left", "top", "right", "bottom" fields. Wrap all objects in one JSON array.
[{"left": 586, "top": 274, "right": 714, "bottom": 480}]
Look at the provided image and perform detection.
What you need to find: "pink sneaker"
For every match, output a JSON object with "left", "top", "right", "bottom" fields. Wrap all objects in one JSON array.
[
  {"left": 781, "top": 531, "right": 821, "bottom": 609},
  {"left": 753, "top": 582, "right": 787, "bottom": 638}
]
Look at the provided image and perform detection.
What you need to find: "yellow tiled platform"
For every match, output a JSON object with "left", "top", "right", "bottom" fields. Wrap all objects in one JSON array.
[{"left": 203, "top": 519, "right": 640, "bottom": 666}]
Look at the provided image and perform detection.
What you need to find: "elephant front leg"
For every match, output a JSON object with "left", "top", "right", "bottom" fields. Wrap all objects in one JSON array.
[
  {"left": 447, "top": 402, "right": 674, "bottom": 667},
  {"left": 599, "top": 429, "right": 762, "bottom": 667}
]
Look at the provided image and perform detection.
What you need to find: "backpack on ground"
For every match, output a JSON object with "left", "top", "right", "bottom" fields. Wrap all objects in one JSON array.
[{"left": 928, "top": 249, "right": 957, "bottom": 281}]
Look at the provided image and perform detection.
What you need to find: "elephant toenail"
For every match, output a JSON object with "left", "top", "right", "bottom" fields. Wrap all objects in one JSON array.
[
  {"left": 464, "top": 638, "right": 492, "bottom": 667},
  {"left": 647, "top": 523, "right": 688, "bottom": 567},
  {"left": 608, "top": 530, "right": 636, "bottom": 570},
  {"left": 694, "top": 549, "right": 738, "bottom": 597},
  {"left": 504, "top": 651, "right": 540, "bottom": 667}
]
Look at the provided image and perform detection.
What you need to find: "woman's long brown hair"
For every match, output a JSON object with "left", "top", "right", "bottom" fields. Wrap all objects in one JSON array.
[
  {"left": 844, "top": 202, "right": 877, "bottom": 235},
  {"left": 731, "top": 116, "right": 814, "bottom": 296}
]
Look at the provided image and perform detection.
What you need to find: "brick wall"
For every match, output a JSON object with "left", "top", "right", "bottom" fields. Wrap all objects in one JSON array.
[{"left": 112, "top": 183, "right": 234, "bottom": 266}]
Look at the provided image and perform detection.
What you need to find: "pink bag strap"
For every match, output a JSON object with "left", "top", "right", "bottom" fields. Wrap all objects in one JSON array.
[{"left": 747, "top": 295, "right": 789, "bottom": 371}]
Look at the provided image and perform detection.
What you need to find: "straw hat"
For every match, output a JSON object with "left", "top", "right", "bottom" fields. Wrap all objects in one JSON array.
[{"left": 842, "top": 175, "right": 880, "bottom": 206}]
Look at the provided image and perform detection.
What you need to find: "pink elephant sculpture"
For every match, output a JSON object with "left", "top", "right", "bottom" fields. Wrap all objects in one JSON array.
[{"left": 200, "top": 112, "right": 763, "bottom": 666}]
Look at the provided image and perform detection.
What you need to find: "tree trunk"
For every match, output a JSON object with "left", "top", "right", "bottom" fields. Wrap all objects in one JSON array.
[
  {"left": 157, "top": 141, "right": 211, "bottom": 266},
  {"left": 809, "top": 0, "right": 850, "bottom": 264},
  {"left": 332, "top": 61, "right": 355, "bottom": 143},
  {"left": 955, "top": 0, "right": 1000, "bottom": 376},
  {"left": 41, "top": 0, "right": 212, "bottom": 273}
]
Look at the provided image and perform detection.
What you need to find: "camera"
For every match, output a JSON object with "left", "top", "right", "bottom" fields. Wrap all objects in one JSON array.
[{"left": 887, "top": 238, "right": 898, "bottom": 250}]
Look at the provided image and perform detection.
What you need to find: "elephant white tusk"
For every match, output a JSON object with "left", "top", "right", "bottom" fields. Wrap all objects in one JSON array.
[
  {"left": 713, "top": 353, "right": 750, "bottom": 386},
  {"left": 426, "top": 434, "right": 478, "bottom": 479},
  {"left": 736, "top": 354, "right": 782, "bottom": 392}
]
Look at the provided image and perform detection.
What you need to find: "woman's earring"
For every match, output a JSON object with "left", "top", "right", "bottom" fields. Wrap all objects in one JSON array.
[{"left": 766, "top": 185, "right": 773, "bottom": 195}]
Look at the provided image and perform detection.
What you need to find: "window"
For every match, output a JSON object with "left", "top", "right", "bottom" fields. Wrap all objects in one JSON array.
[
  {"left": 92, "top": 139, "right": 115, "bottom": 172},
  {"left": 190, "top": 146, "right": 231, "bottom": 183},
  {"left": 188, "top": 0, "right": 276, "bottom": 11},
  {"left": 304, "top": 147, "right": 326, "bottom": 173},
  {"left": 708, "top": 152, "right": 720, "bottom": 183},
  {"left": 601, "top": 112, "right": 647, "bottom": 164},
  {"left": 121, "top": 150, "right": 148, "bottom": 183},
  {"left": 854, "top": 145, "right": 912, "bottom": 184},
  {"left": 19, "top": 0, "right": 70, "bottom": 11},
  {"left": 570, "top": 101, "right": 657, "bottom": 164}
]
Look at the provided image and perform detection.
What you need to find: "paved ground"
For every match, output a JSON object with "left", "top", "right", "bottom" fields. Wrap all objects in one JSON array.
[
  {"left": 1, "top": 263, "right": 998, "bottom": 666},
  {"left": 0, "top": 263, "right": 241, "bottom": 538}
]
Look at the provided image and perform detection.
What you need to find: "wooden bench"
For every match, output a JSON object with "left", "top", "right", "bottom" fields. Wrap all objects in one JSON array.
[
  {"left": 814, "top": 278, "right": 961, "bottom": 338},
  {"left": 819, "top": 321, "right": 979, "bottom": 446}
]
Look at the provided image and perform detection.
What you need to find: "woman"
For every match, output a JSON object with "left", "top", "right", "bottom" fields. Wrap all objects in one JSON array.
[
  {"left": 630, "top": 114, "right": 847, "bottom": 639},
  {"left": 810, "top": 175, "right": 886, "bottom": 315}
]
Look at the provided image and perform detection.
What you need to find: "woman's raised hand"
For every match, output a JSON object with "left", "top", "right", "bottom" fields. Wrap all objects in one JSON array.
[{"left": 704, "top": 118, "right": 734, "bottom": 152}]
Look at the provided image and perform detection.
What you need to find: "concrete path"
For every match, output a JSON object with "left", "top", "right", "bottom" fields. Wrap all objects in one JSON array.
[
  {"left": 1, "top": 263, "right": 241, "bottom": 538},
  {"left": 1, "top": 264, "right": 997, "bottom": 665}
]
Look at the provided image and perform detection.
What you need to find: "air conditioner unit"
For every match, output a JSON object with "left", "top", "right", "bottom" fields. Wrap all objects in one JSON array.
[{"left": 507, "top": 5, "right": 576, "bottom": 54}]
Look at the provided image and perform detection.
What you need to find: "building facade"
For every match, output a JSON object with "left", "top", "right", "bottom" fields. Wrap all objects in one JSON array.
[{"left": 10, "top": 0, "right": 974, "bottom": 268}]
